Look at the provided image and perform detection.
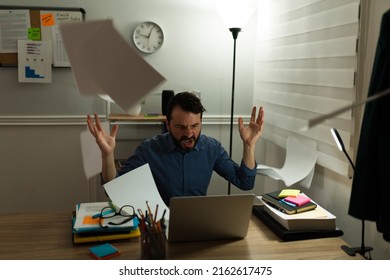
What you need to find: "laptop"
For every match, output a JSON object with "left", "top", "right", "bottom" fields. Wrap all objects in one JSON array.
[{"left": 167, "top": 194, "right": 255, "bottom": 243}]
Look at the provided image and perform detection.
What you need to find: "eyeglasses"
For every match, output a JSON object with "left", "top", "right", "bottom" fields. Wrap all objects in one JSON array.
[{"left": 99, "top": 205, "right": 137, "bottom": 228}]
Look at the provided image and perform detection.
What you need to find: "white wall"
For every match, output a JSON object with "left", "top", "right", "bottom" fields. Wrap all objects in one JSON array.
[
  {"left": 0, "top": 0, "right": 260, "bottom": 213},
  {"left": 10, "top": 0, "right": 256, "bottom": 116}
]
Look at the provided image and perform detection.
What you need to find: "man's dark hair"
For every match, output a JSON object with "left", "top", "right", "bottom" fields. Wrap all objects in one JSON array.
[{"left": 166, "top": 92, "right": 206, "bottom": 122}]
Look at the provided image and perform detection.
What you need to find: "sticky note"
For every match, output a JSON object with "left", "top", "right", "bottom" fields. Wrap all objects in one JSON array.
[
  {"left": 284, "top": 194, "right": 311, "bottom": 206},
  {"left": 28, "top": 28, "right": 41, "bottom": 40},
  {"left": 89, "top": 243, "right": 120, "bottom": 259},
  {"left": 41, "top": 13, "right": 55, "bottom": 26},
  {"left": 82, "top": 216, "right": 100, "bottom": 225},
  {"left": 278, "top": 189, "right": 300, "bottom": 198}
]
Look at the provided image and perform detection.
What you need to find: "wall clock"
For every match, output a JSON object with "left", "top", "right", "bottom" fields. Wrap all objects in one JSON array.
[{"left": 132, "top": 21, "right": 164, "bottom": 54}]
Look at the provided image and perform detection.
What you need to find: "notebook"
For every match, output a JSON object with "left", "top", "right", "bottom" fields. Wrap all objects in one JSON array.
[
  {"left": 261, "top": 190, "right": 317, "bottom": 214},
  {"left": 167, "top": 194, "right": 255, "bottom": 243}
]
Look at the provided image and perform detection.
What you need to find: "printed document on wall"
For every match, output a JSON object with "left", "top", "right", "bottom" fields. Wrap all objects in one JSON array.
[
  {"left": 17, "top": 40, "right": 52, "bottom": 83},
  {"left": 0, "top": 9, "right": 30, "bottom": 53}
]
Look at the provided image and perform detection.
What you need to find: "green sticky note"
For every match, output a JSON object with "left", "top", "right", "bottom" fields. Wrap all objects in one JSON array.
[{"left": 28, "top": 28, "right": 41, "bottom": 41}]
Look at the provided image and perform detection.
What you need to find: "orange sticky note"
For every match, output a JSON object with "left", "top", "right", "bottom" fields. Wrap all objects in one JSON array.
[
  {"left": 83, "top": 216, "right": 100, "bottom": 225},
  {"left": 41, "top": 13, "right": 55, "bottom": 26}
]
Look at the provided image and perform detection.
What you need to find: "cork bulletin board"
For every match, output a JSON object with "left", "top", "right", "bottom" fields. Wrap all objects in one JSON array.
[{"left": 0, "top": 6, "right": 86, "bottom": 66}]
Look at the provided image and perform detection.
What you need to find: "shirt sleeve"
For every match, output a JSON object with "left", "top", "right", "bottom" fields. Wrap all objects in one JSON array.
[{"left": 213, "top": 141, "right": 257, "bottom": 191}]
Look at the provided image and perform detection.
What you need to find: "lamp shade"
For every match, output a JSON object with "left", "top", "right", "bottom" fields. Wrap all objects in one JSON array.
[{"left": 217, "top": 5, "right": 255, "bottom": 28}]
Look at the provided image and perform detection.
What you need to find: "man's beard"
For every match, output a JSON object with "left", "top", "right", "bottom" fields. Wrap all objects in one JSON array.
[{"left": 170, "top": 132, "right": 200, "bottom": 152}]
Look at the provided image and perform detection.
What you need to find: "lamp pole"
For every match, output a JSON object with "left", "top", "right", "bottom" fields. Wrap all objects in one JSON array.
[
  {"left": 331, "top": 128, "right": 373, "bottom": 259},
  {"left": 228, "top": 27, "right": 241, "bottom": 195}
]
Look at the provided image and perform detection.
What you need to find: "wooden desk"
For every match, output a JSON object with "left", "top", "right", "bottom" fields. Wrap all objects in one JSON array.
[{"left": 0, "top": 212, "right": 362, "bottom": 260}]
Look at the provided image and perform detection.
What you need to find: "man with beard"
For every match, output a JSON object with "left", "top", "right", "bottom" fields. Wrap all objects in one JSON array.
[{"left": 87, "top": 92, "right": 264, "bottom": 206}]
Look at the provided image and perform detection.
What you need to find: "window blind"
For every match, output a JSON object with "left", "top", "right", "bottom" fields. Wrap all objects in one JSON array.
[{"left": 254, "top": 0, "right": 360, "bottom": 176}]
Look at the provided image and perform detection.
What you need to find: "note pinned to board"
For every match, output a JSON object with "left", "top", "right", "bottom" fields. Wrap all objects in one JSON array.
[
  {"left": 59, "top": 19, "right": 166, "bottom": 114},
  {"left": 28, "top": 28, "right": 41, "bottom": 41},
  {"left": 41, "top": 13, "right": 55, "bottom": 26},
  {"left": 257, "top": 137, "right": 317, "bottom": 189}
]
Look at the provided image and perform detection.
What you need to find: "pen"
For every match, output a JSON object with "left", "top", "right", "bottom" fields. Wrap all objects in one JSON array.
[{"left": 92, "top": 209, "right": 114, "bottom": 219}]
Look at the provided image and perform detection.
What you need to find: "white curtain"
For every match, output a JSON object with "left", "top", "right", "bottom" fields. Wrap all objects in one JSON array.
[{"left": 254, "top": 0, "right": 360, "bottom": 176}]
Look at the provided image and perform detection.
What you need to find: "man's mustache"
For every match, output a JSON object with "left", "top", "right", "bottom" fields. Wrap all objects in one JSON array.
[{"left": 180, "top": 136, "right": 195, "bottom": 141}]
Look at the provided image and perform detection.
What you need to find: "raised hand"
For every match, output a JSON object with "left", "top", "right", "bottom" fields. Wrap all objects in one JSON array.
[
  {"left": 87, "top": 113, "right": 119, "bottom": 156},
  {"left": 238, "top": 106, "right": 264, "bottom": 147}
]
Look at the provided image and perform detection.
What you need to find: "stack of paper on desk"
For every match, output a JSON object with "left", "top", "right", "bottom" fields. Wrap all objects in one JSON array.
[
  {"left": 72, "top": 202, "right": 140, "bottom": 244},
  {"left": 260, "top": 197, "right": 336, "bottom": 231},
  {"left": 73, "top": 202, "right": 138, "bottom": 233}
]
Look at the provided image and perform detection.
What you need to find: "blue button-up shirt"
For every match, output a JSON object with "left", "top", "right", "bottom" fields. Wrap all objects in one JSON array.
[{"left": 117, "top": 133, "right": 256, "bottom": 206}]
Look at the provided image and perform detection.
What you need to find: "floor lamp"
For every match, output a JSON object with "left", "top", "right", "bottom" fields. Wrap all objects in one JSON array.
[
  {"left": 331, "top": 128, "right": 373, "bottom": 259},
  {"left": 227, "top": 27, "right": 241, "bottom": 195},
  {"left": 218, "top": 5, "right": 255, "bottom": 195}
]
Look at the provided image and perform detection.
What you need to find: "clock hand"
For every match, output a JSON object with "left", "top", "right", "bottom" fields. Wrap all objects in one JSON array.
[
  {"left": 138, "top": 33, "right": 149, "bottom": 38},
  {"left": 147, "top": 27, "right": 155, "bottom": 39},
  {"left": 147, "top": 27, "right": 156, "bottom": 48}
]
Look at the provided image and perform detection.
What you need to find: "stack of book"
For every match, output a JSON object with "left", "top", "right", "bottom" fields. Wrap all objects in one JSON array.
[
  {"left": 253, "top": 189, "right": 343, "bottom": 241},
  {"left": 261, "top": 190, "right": 318, "bottom": 215},
  {"left": 72, "top": 202, "right": 140, "bottom": 244}
]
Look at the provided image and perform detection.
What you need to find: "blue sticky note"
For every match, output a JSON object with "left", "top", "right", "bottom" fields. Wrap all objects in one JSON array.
[{"left": 89, "top": 243, "right": 119, "bottom": 259}]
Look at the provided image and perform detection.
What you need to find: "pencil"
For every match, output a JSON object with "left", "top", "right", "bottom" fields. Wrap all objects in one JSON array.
[{"left": 153, "top": 204, "right": 159, "bottom": 224}]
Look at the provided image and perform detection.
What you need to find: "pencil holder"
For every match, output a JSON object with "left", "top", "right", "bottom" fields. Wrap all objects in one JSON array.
[{"left": 140, "top": 228, "right": 166, "bottom": 260}]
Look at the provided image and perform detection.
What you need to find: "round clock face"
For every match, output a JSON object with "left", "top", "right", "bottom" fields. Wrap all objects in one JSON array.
[{"left": 132, "top": 21, "right": 164, "bottom": 54}]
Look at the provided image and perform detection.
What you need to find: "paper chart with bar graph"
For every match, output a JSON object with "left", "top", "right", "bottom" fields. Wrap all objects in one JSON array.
[{"left": 17, "top": 40, "right": 52, "bottom": 83}]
